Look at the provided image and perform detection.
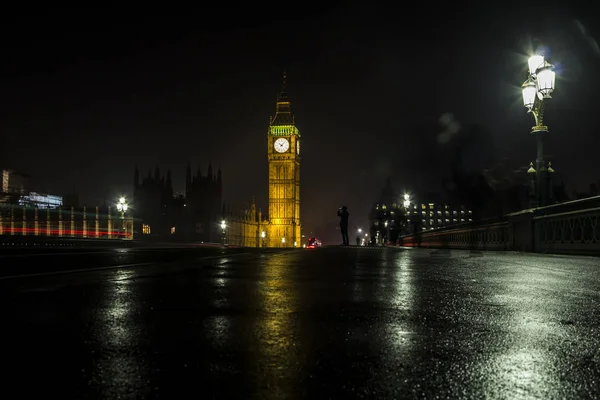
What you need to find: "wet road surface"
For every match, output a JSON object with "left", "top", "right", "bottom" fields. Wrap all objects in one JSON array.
[{"left": 1, "top": 246, "right": 599, "bottom": 399}]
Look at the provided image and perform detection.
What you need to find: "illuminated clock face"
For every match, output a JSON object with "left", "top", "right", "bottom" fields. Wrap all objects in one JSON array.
[
  {"left": 274, "top": 138, "right": 289, "bottom": 153},
  {"left": 297, "top": 140, "right": 300, "bottom": 155}
]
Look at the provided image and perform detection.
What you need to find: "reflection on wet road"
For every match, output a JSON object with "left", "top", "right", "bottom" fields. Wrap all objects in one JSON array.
[{"left": 1, "top": 247, "right": 599, "bottom": 399}]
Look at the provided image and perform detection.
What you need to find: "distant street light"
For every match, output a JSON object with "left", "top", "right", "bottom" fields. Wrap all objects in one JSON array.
[
  {"left": 403, "top": 193, "right": 411, "bottom": 208},
  {"left": 116, "top": 197, "right": 128, "bottom": 236},
  {"left": 356, "top": 228, "right": 363, "bottom": 246},
  {"left": 116, "top": 197, "right": 128, "bottom": 215},
  {"left": 521, "top": 53, "right": 557, "bottom": 206},
  {"left": 261, "top": 230, "right": 266, "bottom": 248},
  {"left": 220, "top": 220, "right": 227, "bottom": 245}
]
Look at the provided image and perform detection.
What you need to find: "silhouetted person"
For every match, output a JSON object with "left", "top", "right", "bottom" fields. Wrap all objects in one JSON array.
[
  {"left": 337, "top": 206, "right": 349, "bottom": 246},
  {"left": 356, "top": 236, "right": 360, "bottom": 246}
]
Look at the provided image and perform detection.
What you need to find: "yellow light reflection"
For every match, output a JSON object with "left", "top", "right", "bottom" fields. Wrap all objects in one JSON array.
[{"left": 254, "top": 254, "right": 299, "bottom": 399}]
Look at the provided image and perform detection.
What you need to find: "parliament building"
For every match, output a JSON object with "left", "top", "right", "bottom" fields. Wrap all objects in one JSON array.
[{"left": 133, "top": 163, "right": 223, "bottom": 242}]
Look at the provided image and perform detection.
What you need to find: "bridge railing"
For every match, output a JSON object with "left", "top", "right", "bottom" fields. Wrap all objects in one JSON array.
[
  {"left": 0, "top": 203, "right": 133, "bottom": 240},
  {"left": 398, "top": 196, "right": 600, "bottom": 256},
  {"left": 534, "top": 206, "right": 600, "bottom": 256}
]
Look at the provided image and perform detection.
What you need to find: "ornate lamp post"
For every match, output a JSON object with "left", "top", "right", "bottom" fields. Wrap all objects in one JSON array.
[
  {"left": 220, "top": 220, "right": 227, "bottom": 245},
  {"left": 521, "top": 54, "right": 556, "bottom": 206},
  {"left": 261, "top": 230, "right": 266, "bottom": 248},
  {"left": 116, "top": 197, "right": 128, "bottom": 237},
  {"left": 402, "top": 193, "right": 412, "bottom": 235}
]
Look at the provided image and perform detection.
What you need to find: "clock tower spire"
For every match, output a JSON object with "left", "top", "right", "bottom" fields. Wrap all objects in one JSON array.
[
  {"left": 267, "top": 71, "right": 301, "bottom": 247},
  {"left": 279, "top": 70, "right": 288, "bottom": 101}
]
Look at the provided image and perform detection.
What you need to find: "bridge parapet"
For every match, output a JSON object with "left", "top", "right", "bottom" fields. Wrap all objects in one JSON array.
[
  {"left": 0, "top": 203, "right": 133, "bottom": 241},
  {"left": 399, "top": 196, "right": 600, "bottom": 256}
]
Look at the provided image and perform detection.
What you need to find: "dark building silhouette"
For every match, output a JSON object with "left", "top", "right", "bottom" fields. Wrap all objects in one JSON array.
[
  {"left": 573, "top": 182, "right": 599, "bottom": 200},
  {"left": 133, "top": 163, "right": 222, "bottom": 242},
  {"left": 368, "top": 177, "right": 407, "bottom": 245}
]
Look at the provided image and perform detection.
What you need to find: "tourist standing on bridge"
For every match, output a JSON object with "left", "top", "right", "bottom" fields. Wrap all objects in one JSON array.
[{"left": 337, "top": 206, "right": 350, "bottom": 246}]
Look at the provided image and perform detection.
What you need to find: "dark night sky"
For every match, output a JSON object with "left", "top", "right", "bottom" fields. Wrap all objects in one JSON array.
[{"left": 1, "top": 2, "right": 598, "bottom": 243}]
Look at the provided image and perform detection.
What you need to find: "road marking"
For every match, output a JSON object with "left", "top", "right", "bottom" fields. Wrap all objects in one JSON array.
[{"left": 0, "top": 252, "right": 254, "bottom": 280}]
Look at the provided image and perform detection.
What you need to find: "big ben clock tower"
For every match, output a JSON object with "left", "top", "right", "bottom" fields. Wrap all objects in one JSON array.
[{"left": 267, "top": 72, "right": 301, "bottom": 247}]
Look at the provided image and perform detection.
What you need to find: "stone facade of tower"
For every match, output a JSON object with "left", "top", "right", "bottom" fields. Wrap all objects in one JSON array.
[{"left": 266, "top": 72, "right": 301, "bottom": 247}]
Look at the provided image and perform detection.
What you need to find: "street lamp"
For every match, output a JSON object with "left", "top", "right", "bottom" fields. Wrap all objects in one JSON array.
[
  {"left": 403, "top": 193, "right": 410, "bottom": 208},
  {"left": 261, "top": 230, "right": 266, "bottom": 248},
  {"left": 116, "top": 197, "right": 128, "bottom": 237},
  {"left": 521, "top": 53, "right": 556, "bottom": 206},
  {"left": 220, "top": 220, "right": 227, "bottom": 245}
]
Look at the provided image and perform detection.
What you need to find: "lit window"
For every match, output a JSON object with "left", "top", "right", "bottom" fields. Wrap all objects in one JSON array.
[
  {"left": 142, "top": 224, "right": 151, "bottom": 234},
  {"left": 170, "top": 226, "right": 176, "bottom": 234}
]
